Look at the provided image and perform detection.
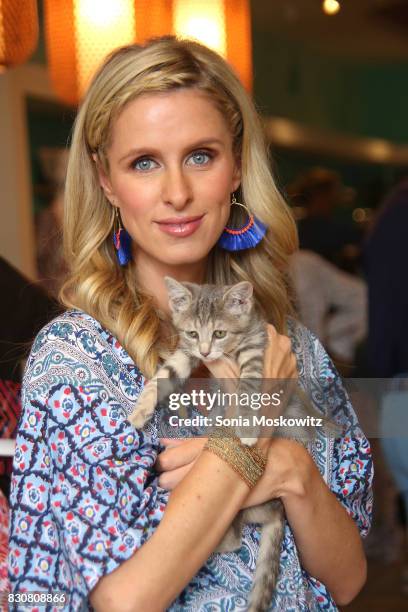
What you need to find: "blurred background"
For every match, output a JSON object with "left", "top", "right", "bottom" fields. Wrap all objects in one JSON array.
[{"left": 1, "top": 1, "right": 408, "bottom": 609}]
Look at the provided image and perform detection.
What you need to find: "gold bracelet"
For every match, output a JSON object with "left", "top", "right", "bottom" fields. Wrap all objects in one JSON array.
[
  {"left": 203, "top": 428, "right": 267, "bottom": 489},
  {"left": 208, "top": 425, "right": 268, "bottom": 470}
]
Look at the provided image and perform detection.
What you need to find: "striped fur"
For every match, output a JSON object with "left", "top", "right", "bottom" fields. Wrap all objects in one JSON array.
[{"left": 128, "top": 278, "right": 294, "bottom": 611}]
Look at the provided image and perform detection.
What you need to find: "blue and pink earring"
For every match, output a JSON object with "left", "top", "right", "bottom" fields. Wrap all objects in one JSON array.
[
  {"left": 113, "top": 206, "right": 132, "bottom": 266},
  {"left": 217, "top": 193, "right": 267, "bottom": 251}
]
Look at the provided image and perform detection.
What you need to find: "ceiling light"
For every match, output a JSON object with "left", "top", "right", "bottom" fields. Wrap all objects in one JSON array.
[
  {"left": 322, "top": 0, "right": 341, "bottom": 16},
  {"left": 44, "top": 0, "right": 253, "bottom": 106}
]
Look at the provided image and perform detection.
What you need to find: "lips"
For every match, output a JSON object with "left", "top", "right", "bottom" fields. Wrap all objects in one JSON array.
[{"left": 154, "top": 214, "right": 205, "bottom": 237}]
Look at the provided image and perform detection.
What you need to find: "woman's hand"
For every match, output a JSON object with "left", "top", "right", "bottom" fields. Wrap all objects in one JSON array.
[
  {"left": 204, "top": 324, "right": 298, "bottom": 381},
  {"left": 262, "top": 324, "right": 298, "bottom": 380},
  {"left": 242, "top": 438, "right": 316, "bottom": 508},
  {"left": 156, "top": 437, "right": 207, "bottom": 490},
  {"left": 207, "top": 324, "right": 299, "bottom": 453},
  {"left": 156, "top": 324, "right": 299, "bottom": 488},
  {"left": 156, "top": 436, "right": 315, "bottom": 510}
]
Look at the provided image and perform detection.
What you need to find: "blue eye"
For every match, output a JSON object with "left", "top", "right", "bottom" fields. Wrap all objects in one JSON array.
[
  {"left": 188, "top": 151, "right": 212, "bottom": 166},
  {"left": 132, "top": 158, "right": 158, "bottom": 172}
]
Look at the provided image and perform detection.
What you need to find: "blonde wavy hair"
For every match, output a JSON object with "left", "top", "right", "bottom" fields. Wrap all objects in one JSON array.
[{"left": 61, "top": 35, "right": 298, "bottom": 378}]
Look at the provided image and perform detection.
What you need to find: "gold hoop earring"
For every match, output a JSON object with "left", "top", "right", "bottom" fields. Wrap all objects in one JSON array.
[{"left": 217, "top": 193, "right": 267, "bottom": 251}]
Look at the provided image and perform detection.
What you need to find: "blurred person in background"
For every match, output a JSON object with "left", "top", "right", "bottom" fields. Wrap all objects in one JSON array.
[
  {"left": 0, "top": 256, "right": 58, "bottom": 499},
  {"left": 364, "top": 177, "right": 408, "bottom": 378},
  {"left": 289, "top": 249, "right": 367, "bottom": 372},
  {"left": 35, "top": 148, "right": 69, "bottom": 298},
  {"left": 0, "top": 488, "right": 8, "bottom": 594},
  {"left": 289, "top": 167, "right": 362, "bottom": 272},
  {"left": 0, "top": 257, "right": 57, "bottom": 601},
  {"left": 364, "top": 177, "right": 408, "bottom": 592}
]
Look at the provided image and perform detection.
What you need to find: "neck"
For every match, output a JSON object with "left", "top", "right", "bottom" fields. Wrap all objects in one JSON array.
[{"left": 134, "top": 252, "right": 208, "bottom": 315}]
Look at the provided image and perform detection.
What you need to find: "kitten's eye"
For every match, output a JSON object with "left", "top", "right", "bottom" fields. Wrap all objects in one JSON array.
[
  {"left": 185, "top": 331, "right": 199, "bottom": 339},
  {"left": 213, "top": 330, "right": 227, "bottom": 339}
]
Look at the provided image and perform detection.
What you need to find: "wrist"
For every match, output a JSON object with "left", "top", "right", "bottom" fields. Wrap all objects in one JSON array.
[
  {"left": 274, "top": 440, "right": 317, "bottom": 501},
  {"left": 281, "top": 447, "right": 321, "bottom": 507},
  {"left": 204, "top": 428, "right": 267, "bottom": 490}
]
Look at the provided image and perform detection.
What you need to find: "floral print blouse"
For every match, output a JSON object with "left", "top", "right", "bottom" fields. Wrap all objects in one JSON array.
[{"left": 8, "top": 310, "right": 373, "bottom": 611}]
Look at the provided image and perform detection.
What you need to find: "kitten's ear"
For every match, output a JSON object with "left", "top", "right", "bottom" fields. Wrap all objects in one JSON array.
[
  {"left": 223, "top": 281, "right": 253, "bottom": 315},
  {"left": 164, "top": 276, "right": 193, "bottom": 313}
]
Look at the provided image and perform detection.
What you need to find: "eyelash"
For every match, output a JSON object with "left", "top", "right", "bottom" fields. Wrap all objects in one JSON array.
[{"left": 131, "top": 149, "right": 214, "bottom": 172}]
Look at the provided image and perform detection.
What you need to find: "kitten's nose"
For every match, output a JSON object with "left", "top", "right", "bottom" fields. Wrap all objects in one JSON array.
[{"left": 200, "top": 343, "right": 210, "bottom": 357}]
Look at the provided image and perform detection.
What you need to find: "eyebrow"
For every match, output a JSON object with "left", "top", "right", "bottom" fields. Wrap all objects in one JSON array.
[{"left": 118, "top": 138, "right": 225, "bottom": 163}]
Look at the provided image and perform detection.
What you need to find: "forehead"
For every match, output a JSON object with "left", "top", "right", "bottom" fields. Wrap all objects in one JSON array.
[{"left": 109, "top": 88, "right": 232, "bottom": 150}]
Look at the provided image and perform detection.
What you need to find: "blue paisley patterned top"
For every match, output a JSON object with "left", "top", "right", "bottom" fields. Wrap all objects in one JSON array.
[{"left": 8, "top": 310, "right": 373, "bottom": 611}]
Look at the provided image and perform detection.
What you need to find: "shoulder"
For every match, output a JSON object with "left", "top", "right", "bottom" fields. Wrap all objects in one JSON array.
[
  {"left": 32, "top": 308, "right": 107, "bottom": 343},
  {"left": 25, "top": 310, "right": 106, "bottom": 375},
  {"left": 24, "top": 309, "right": 143, "bottom": 409},
  {"left": 28, "top": 309, "right": 132, "bottom": 366}
]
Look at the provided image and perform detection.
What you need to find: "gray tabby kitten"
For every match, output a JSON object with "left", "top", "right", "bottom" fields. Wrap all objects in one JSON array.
[{"left": 128, "top": 277, "right": 305, "bottom": 612}]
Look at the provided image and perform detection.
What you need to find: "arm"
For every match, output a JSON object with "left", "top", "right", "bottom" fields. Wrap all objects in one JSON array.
[
  {"left": 284, "top": 460, "right": 367, "bottom": 606},
  {"left": 10, "top": 370, "right": 255, "bottom": 612},
  {"left": 90, "top": 449, "right": 251, "bottom": 612},
  {"left": 157, "top": 437, "right": 368, "bottom": 607},
  {"left": 243, "top": 327, "right": 373, "bottom": 605},
  {"left": 244, "top": 438, "right": 367, "bottom": 607},
  {"left": 93, "top": 324, "right": 297, "bottom": 611},
  {"left": 155, "top": 329, "right": 373, "bottom": 607}
]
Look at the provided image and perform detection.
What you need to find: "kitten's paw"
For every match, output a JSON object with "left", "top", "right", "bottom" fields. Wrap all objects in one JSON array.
[
  {"left": 239, "top": 437, "right": 257, "bottom": 447},
  {"left": 129, "top": 386, "right": 157, "bottom": 429},
  {"left": 128, "top": 410, "right": 148, "bottom": 429}
]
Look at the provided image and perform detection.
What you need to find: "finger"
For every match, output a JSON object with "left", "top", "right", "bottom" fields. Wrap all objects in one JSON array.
[
  {"left": 158, "top": 463, "right": 193, "bottom": 490},
  {"left": 155, "top": 438, "right": 204, "bottom": 472},
  {"left": 222, "top": 356, "right": 241, "bottom": 377},
  {"left": 205, "top": 358, "right": 238, "bottom": 379},
  {"left": 159, "top": 438, "right": 188, "bottom": 447},
  {"left": 263, "top": 326, "right": 280, "bottom": 374},
  {"left": 266, "top": 324, "right": 278, "bottom": 342}
]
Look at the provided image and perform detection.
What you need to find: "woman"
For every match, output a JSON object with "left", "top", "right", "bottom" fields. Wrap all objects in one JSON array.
[{"left": 8, "top": 37, "right": 372, "bottom": 611}]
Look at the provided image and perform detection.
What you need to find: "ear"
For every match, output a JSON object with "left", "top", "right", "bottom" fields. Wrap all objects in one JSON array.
[
  {"left": 223, "top": 281, "right": 253, "bottom": 315},
  {"left": 164, "top": 277, "right": 193, "bottom": 313},
  {"left": 92, "top": 153, "right": 116, "bottom": 203},
  {"left": 231, "top": 158, "right": 242, "bottom": 193}
]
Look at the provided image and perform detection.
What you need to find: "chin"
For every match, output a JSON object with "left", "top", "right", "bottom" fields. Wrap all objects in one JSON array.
[{"left": 157, "top": 246, "right": 213, "bottom": 267}]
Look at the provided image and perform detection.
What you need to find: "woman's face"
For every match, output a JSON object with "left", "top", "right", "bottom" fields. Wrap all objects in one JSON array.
[{"left": 98, "top": 88, "right": 241, "bottom": 275}]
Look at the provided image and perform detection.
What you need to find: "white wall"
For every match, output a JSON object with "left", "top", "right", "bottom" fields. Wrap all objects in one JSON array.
[{"left": 0, "top": 64, "right": 56, "bottom": 279}]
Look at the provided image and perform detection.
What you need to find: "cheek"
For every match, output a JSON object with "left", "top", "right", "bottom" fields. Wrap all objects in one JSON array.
[
  {"left": 207, "top": 167, "right": 234, "bottom": 201},
  {"left": 114, "top": 180, "right": 156, "bottom": 222},
  {"left": 201, "top": 173, "right": 233, "bottom": 224}
]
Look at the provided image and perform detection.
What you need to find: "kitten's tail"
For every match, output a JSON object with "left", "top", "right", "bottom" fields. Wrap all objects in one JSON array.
[{"left": 247, "top": 506, "right": 285, "bottom": 612}]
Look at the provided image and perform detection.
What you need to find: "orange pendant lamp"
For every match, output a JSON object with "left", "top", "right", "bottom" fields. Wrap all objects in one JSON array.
[
  {"left": 44, "top": 0, "right": 252, "bottom": 106},
  {"left": 0, "top": 0, "right": 38, "bottom": 70}
]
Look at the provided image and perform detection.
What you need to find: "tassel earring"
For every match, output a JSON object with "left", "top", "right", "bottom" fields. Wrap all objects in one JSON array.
[
  {"left": 217, "top": 193, "right": 267, "bottom": 252},
  {"left": 113, "top": 207, "right": 132, "bottom": 266}
]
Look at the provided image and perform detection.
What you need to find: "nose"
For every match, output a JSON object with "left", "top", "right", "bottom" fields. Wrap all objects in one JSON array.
[
  {"left": 200, "top": 342, "right": 211, "bottom": 357},
  {"left": 162, "top": 166, "right": 193, "bottom": 210}
]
